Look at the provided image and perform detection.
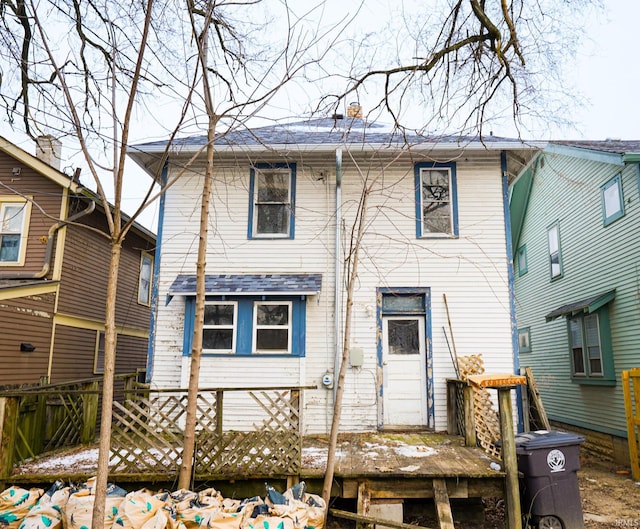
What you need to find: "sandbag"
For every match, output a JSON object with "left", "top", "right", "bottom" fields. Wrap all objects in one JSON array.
[
  {"left": 113, "top": 489, "right": 168, "bottom": 529},
  {"left": 64, "top": 478, "right": 127, "bottom": 529},
  {"left": 242, "top": 515, "right": 294, "bottom": 529},
  {"left": 172, "top": 488, "right": 224, "bottom": 528},
  {"left": 18, "top": 480, "right": 70, "bottom": 529},
  {"left": 0, "top": 487, "right": 43, "bottom": 529}
]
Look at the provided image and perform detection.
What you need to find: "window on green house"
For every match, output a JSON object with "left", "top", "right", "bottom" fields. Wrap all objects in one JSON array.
[
  {"left": 517, "top": 245, "right": 528, "bottom": 276},
  {"left": 547, "top": 223, "right": 562, "bottom": 279},
  {"left": 567, "top": 308, "right": 615, "bottom": 384},
  {"left": 517, "top": 328, "right": 531, "bottom": 353},
  {"left": 601, "top": 173, "right": 624, "bottom": 226}
]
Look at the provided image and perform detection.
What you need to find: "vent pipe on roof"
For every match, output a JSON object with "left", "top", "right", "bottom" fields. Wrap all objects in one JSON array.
[{"left": 35, "top": 135, "right": 62, "bottom": 170}]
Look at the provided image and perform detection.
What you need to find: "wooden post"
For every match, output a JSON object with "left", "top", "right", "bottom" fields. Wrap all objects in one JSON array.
[
  {"left": 623, "top": 369, "right": 640, "bottom": 481},
  {"left": 34, "top": 392, "right": 47, "bottom": 454},
  {"left": 356, "top": 481, "right": 372, "bottom": 529},
  {"left": 446, "top": 380, "right": 459, "bottom": 435},
  {"left": 463, "top": 385, "right": 477, "bottom": 447},
  {"left": 216, "top": 390, "right": 224, "bottom": 436},
  {"left": 0, "top": 397, "right": 19, "bottom": 484},
  {"left": 498, "top": 388, "right": 522, "bottom": 529},
  {"left": 81, "top": 380, "right": 99, "bottom": 444}
]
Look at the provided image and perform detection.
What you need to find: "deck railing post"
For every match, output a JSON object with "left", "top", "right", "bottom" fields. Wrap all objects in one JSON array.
[
  {"left": 81, "top": 380, "right": 99, "bottom": 444},
  {"left": 446, "top": 379, "right": 458, "bottom": 435},
  {"left": 463, "top": 385, "right": 477, "bottom": 447},
  {"left": 216, "top": 390, "right": 223, "bottom": 436},
  {"left": 497, "top": 387, "right": 522, "bottom": 529},
  {"left": 0, "top": 396, "right": 19, "bottom": 484}
]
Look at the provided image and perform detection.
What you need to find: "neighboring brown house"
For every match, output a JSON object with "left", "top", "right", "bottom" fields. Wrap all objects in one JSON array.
[{"left": 0, "top": 135, "right": 155, "bottom": 386}]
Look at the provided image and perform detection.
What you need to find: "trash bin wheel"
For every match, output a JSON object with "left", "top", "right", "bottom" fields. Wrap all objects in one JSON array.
[{"left": 537, "top": 515, "right": 563, "bottom": 529}]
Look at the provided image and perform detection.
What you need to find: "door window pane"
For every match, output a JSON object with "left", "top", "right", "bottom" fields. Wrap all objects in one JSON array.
[{"left": 387, "top": 319, "right": 420, "bottom": 355}]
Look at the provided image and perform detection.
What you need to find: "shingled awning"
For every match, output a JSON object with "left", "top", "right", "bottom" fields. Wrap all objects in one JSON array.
[
  {"left": 545, "top": 289, "right": 616, "bottom": 322},
  {"left": 168, "top": 273, "right": 322, "bottom": 296}
]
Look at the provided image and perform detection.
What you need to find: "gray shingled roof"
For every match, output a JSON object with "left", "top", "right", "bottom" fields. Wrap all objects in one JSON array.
[
  {"left": 168, "top": 273, "right": 322, "bottom": 295},
  {"left": 132, "top": 117, "right": 532, "bottom": 152},
  {"left": 550, "top": 140, "right": 640, "bottom": 155}
]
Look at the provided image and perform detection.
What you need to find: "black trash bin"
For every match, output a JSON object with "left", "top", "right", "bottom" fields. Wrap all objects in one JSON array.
[{"left": 515, "top": 430, "right": 585, "bottom": 529}]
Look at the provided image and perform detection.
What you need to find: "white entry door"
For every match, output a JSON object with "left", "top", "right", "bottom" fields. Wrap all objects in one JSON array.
[{"left": 382, "top": 316, "right": 428, "bottom": 427}]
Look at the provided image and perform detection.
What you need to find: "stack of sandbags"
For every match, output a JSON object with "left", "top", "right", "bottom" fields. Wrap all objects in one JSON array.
[
  {"left": 18, "top": 480, "right": 70, "bottom": 529},
  {"left": 0, "top": 487, "right": 43, "bottom": 529}
]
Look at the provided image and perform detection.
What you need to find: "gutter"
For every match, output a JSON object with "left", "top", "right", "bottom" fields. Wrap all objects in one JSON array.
[{"left": 1, "top": 199, "right": 95, "bottom": 279}]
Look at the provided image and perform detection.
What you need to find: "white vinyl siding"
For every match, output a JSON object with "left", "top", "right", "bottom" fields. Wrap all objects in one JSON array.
[{"left": 152, "top": 150, "right": 514, "bottom": 434}]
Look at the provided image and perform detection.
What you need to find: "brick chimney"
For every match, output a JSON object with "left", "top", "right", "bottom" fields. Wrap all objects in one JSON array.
[
  {"left": 347, "top": 102, "right": 362, "bottom": 119},
  {"left": 35, "top": 135, "right": 62, "bottom": 170}
]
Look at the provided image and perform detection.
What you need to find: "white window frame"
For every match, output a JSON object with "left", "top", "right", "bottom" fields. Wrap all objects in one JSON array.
[
  {"left": 253, "top": 301, "right": 292, "bottom": 354},
  {"left": 251, "top": 167, "right": 292, "bottom": 238},
  {"left": 203, "top": 301, "right": 237, "bottom": 353},
  {"left": 547, "top": 223, "right": 562, "bottom": 279},
  {"left": 601, "top": 173, "right": 624, "bottom": 226},
  {"left": 0, "top": 197, "right": 32, "bottom": 266},
  {"left": 419, "top": 167, "right": 454, "bottom": 236},
  {"left": 138, "top": 252, "right": 154, "bottom": 306}
]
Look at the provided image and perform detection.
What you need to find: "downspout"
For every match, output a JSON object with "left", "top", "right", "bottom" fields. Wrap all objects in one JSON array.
[
  {"left": 501, "top": 150, "right": 523, "bottom": 432},
  {"left": 333, "top": 148, "right": 342, "bottom": 399},
  {"left": 146, "top": 160, "right": 168, "bottom": 383},
  {"left": 1, "top": 199, "right": 95, "bottom": 279}
]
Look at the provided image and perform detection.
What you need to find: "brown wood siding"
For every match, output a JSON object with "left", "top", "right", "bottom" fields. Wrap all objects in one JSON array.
[
  {"left": 114, "top": 334, "right": 147, "bottom": 374},
  {"left": 0, "top": 151, "right": 64, "bottom": 277},
  {"left": 49, "top": 324, "right": 97, "bottom": 383},
  {"left": 0, "top": 292, "right": 55, "bottom": 386},
  {"left": 57, "top": 204, "right": 154, "bottom": 330}
]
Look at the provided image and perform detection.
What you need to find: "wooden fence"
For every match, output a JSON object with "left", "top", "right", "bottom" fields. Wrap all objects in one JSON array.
[
  {"left": 623, "top": 368, "right": 640, "bottom": 481},
  {"left": 110, "top": 386, "right": 303, "bottom": 479},
  {"left": 1, "top": 379, "right": 306, "bottom": 482}
]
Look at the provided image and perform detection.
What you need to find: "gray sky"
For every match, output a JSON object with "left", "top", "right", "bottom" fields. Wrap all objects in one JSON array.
[{"left": 1, "top": 0, "right": 638, "bottom": 231}]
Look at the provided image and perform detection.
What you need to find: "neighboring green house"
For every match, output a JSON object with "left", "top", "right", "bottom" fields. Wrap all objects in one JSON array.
[{"left": 510, "top": 140, "right": 640, "bottom": 466}]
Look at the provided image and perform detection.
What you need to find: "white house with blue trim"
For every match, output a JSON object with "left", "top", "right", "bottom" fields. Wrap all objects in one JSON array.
[{"left": 128, "top": 113, "right": 541, "bottom": 434}]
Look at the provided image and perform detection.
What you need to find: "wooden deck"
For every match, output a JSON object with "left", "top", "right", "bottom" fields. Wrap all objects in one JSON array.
[{"left": 8, "top": 432, "right": 504, "bottom": 501}]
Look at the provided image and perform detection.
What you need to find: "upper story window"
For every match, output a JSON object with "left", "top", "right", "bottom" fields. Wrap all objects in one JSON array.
[
  {"left": 138, "top": 252, "right": 154, "bottom": 306},
  {"left": 517, "top": 245, "right": 528, "bottom": 276},
  {"left": 415, "top": 162, "right": 458, "bottom": 237},
  {"left": 547, "top": 223, "right": 563, "bottom": 280},
  {"left": 518, "top": 327, "right": 531, "bottom": 353},
  {"left": 248, "top": 164, "right": 296, "bottom": 239},
  {"left": 0, "top": 198, "right": 31, "bottom": 265},
  {"left": 600, "top": 173, "right": 624, "bottom": 226}
]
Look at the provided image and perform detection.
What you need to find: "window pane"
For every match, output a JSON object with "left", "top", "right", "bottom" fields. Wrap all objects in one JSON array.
[
  {"left": 603, "top": 180, "right": 621, "bottom": 218},
  {"left": 2, "top": 205, "right": 24, "bottom": 232},
  {"left": 388, "top": 319, "right": 420, "bottom": 355},
  {"left": 550, "top": 253, "right": 561, "bottom": 277},
  {"left": 382, "top": 294, "right": 423, "bottom": 312},
  {"left": 204, "top": 304, "right": 235, "bottom": 326},
  {"left": 548, "top": 226, "right": 558, "bottom": 253},
  {"left": 256, "top": 304, "right": 289, "bottom": 325},
  {"left": 421, "top": 168, "right": 451, "bottom": 234},
  {"left": 584, "top": 314, "right": 603, "bottom": 375},
  {"left": 569, "top": 319, "right": 585, "bottom": 374},
  {"left": 257, "top": 172, "right": 289, "bottom": 202},
  {"left": 257, "top": 204, "right": 288, "bottom": 234},
  {"left": 203, "top": 329, "right": 233, "bottom": 350},
  {"left": 256, "top": 328, "right": 288, "bottom": 350},
  {"left": 0, "top": 235, "right": 20, "bottom": 262}
]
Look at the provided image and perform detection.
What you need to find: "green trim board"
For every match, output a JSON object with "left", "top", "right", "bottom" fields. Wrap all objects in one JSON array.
[{"left": 545, "top": 143, "right": 625, "bottom": 166}]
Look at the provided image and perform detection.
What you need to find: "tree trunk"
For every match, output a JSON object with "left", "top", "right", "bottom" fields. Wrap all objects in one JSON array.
[
  {"left": 322, "top": 186, "right": 370, "bottom": 506},
  {"left": 91, "top": 240, "right": 122, "bottom": 529}
]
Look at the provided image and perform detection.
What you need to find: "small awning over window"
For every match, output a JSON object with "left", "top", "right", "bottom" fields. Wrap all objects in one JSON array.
[
  {"left": 168, "top": 273, "right": 322, "bottom": 296},
  {"left": 545, "top": 289, "right": 616, "bottom": 322}
]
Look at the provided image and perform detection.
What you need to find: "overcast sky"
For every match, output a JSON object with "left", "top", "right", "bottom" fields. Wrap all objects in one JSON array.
[{"left": 1, "top": 0, "right": 638, "bottom": 230}]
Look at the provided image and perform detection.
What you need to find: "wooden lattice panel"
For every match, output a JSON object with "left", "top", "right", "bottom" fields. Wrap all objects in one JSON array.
[
  {"left": 458, "top": 355, "right": 501, "bottom": 458},
  {"left": 110, "top": 388, "right": 302, "bottom": 477}
]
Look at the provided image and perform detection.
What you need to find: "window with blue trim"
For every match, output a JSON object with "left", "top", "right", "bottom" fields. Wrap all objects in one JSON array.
[
  {"left": 185, "top": 296, "right": 306, "bottom": 356},
  {"left": 600, "top": 173, "right": 624, "bottom": 226},
  {"left": 415, "top": 162, "right": 458, "bottom": 237},
  {"left": 517, "top": 245, "right": 528, "bottom": 276},
  {"left": 248, "top": 163, "right": 296, "bottom": 239}
]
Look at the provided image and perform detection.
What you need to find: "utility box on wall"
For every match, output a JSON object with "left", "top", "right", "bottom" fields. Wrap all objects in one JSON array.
[{"left": 350, "top": 347, "right": 364, "bottom": 367}]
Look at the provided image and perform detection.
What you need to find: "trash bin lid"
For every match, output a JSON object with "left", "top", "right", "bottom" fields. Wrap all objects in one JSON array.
[{"left": 515, "top": 430, "right": 585, "bottom": 449}]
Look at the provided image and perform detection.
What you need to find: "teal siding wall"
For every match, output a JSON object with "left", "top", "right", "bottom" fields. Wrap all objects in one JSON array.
[{"left": 513, "top": 151, "right": 640, "bottom": 438}]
